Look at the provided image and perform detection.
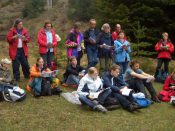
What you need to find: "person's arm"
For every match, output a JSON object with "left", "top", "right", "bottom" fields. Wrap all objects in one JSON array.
[
  {"left": 168, "top": 43, "right": 174, "bottom": 53},
  {"left": 22, "top": 29, "right": 30, "bottom": 43},
  {"left": 163, "top": 77, "right": 173, "bottom": 91},
  {"left": 66, "top": 65, "right": 79, "bottom": 76},
  {"left": 130, "top": 71, "right": 149, "bottom": 79},
  {"left": 114, "top": 41, "right": 123, "bottom": 54},
  {"left": 30, "top": 66, "right": 41, "bottom": 77},
  {"left": 83, "top": 30, "right": 90, "bottom": 43},
  {"left": 77, "top": 77, "right": 89, "bottom": 96},
  {"left": 52, "top": 30, "right": 57, "bottom": 47},
  {"left": 6, "top": 29, "right": 17, "bottom": 43},
  {"left": 37, "top": 30, "right": 47, "bottom": 47},
  {"left": 155, "top": 42, "right": 161, "bottom": 52}
]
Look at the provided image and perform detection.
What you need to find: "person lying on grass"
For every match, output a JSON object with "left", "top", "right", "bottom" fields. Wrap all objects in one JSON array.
[
  {"left": 159, "top": 71, "right": 175, "bottom": 102},
  {"left": 77, "top": 67, "right": 111, "bottom": 113},
  {"left": 26, "top": 57, "right": 62, "bottom": 97},
  {"left": 124, "top": 60, "right": 160, "bottom": 103},
  {"left": 62, "top": 56, "right": 85, "bottom": 88},
  {"left": 102, "top": 64, "right": 141, "bottom": 112}
]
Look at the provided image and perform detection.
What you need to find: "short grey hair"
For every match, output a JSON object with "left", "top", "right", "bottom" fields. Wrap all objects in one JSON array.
[{"left": 101, "top": 23, "right": 110, "bottom": 31}]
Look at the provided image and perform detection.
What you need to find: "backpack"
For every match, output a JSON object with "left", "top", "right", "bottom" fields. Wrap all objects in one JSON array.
[
  {"left": 135, "top": 98, "right": 152, "bottom": 108},
  {"left": 0, "top": 84, "right": 26, "bottom": 102}
]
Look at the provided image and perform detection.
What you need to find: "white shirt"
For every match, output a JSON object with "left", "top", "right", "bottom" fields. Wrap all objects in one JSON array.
[{"left": 18, "top": 38, "right": 22, "bottom": 48}]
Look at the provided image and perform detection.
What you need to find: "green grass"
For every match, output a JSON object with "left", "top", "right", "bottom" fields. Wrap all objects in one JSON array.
[{"left": 0, "top": 41, "right": 175, "bottom": 131}]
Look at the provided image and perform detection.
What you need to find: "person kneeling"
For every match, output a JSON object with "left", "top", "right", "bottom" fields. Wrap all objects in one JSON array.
[
  {"left": 77, "top": 67, "right": 110, "bottom": 113},
  {"left": 26, "top": 57, "right": 62, "bottom": 97}
]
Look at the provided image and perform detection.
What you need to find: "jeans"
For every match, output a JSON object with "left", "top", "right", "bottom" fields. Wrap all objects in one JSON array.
[
  {"left": 40, "top": 50, "right": 54, "bottom": 69},
  {"left": 29, "top": 78, "right": 42, "bottom": 95},
  {"left": 155, "top": 58, "right": 170, "bottom": 77},
  {"left": 79, "top": 88, "right": 111, "bottom": 109},
  {"left": 12, "top": 48, "right": 30, "bottom": 80},
  {"left": 66, "top": 74, "right": 80, "bottom": 85},
  {"left": 115, "top": 62, "right": 129, "bottom": 74},
  {"left": 127, "top": 78, "right": 157, "bottom": 98},
  {"left": 86, "top": 46, "right": 98, "bottom": 68}
]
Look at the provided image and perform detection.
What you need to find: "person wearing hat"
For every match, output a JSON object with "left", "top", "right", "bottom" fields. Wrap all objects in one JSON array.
[
  {"left": 0, "top": 58, "right": 12, "bottom": 83},
  {"left": 6, "top": 18, "right": 30, "bottom": 81}
]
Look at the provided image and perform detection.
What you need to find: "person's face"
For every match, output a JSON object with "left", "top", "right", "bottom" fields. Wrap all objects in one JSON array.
[
  {"left": 71, "top": 59, "right": 77, "bottom": 66},
  {"left": 163, "top": 34, "right": 168, "bottom": 41},
  {"left": 90, "top": 70, "right": 98, "bottom": 79},
  {"left": 104, "top": 27, "right": 110, "bottom": 33},
  {"left": 37, "top": 59, "right": 44, "bottom": 69},
  {"left": 132, "top": 63, "right": 140, "bottom": 71},
  {"left": 45, "top": 23, "right": 52, "bottom": 31},
  {"left": 115, "top": 25, "right": 121, "bottom": 32},
  {"left": 111, "top": 69, "right": 120, "bottom": 77},
  {"left": 17, "top": 22, "right": 23, "bottom": 30},
  {"left": 118, "top": 32, "right": 125, "bottom": 39},
  {"left": 89, "top": 21, "right": 96, "bottom": 29}
]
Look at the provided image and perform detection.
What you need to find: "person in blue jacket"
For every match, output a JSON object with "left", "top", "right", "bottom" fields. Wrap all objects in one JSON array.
[{"left": 114, "top": 31, "right": 131, "bottom": 74}]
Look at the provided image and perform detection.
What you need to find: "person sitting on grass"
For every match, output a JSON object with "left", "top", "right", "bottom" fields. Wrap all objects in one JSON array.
[
  {"left": 159, "top": 71, "right": 175, "bottom": 102},
  {"left": 124, "top": 60, "right": 160, "bottom": 103},
  {"left": 26, "top": 57, "right": 62, "bottom": 97},
  {"left": 62, "top": 56, "right": 85, "bottom": 87},
  {"left": 102, "top": 64, "right": 141, "bottom": 112},
  {"left": 77, "top": 67, "right": 111, "bottom": 113}
]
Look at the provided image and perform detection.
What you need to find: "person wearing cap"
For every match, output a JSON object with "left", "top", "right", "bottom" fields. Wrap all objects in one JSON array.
[
  {"left": 96, "top": 23, "right": 114, "bottom": 74},
  {"left": 7, "top": 18, "right": 30, "bottom": 81},
  {"left": 0, "top": 58, "right": 12, "bottom": 83},
  {"left": 111, "top": 24, "right": 127, "bottom": 41},
  {"left": 84, "top": 19, "right": 100, "bottom": 69},
  {"left": 155, "top": 32, "right": 174, "bottom": 79},
  {"left": 65, "top": 22, "right": 84, "bottom": 66},
  {"left": 37, "top": 20, "right": 57, "bottom": 69}
]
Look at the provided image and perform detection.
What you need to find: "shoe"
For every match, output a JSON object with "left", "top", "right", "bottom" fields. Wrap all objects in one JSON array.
[
  {"left": 105, "top": 105, "right": 120, "bottom": 110},
  {"left": 127, "top": 104, "right": 140, "bottom": 112},
  {"left": 132, "top": 103, "right": 142, "bottom": 109},
  {"left": 151, "top": 96, "right": 161, "bottom": 103},
  {"left": 94, "top": 104, "right": 108, "bottom": 113},
  {"left": 62, "top": 83, "right": 68, "bottom": 87}
]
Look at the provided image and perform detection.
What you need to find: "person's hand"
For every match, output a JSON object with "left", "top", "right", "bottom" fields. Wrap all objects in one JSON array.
[
  {"left": 21, "top": 36, "right": 26, "bottom": 41},
  {"left": 12, "top": 35, "right": 18, "bottom": 39},
  {"left": 0, "top": 78, "right": 4, "bottom": 81},
  {"left": 79, "top": 73, "right": 84, "bottom": 78},
  {"left": 170, "top": 86, "right": 175, "bottom": 90},
  {"left": 47, "top": 43, "right": 53, "bottom": 48}
]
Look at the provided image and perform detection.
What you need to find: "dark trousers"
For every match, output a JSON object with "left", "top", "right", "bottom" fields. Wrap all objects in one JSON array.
[
  {"left": 77, "top": 51, "right": 83, "bottom": 66},
  {"left": 86, "top": 46, "right": 98, "bottom": 69},
  {"left": 12, "top": 48, "right": 30, "bottom": 80},
  {"left": 40, "top": 51, "right": 54, "bottom": 69},
  {"left": 155, "top": 58, "right": 170, "bottom": 76},
  {"left": 127, "top": 78, "right": 157, "bottom": 98}
]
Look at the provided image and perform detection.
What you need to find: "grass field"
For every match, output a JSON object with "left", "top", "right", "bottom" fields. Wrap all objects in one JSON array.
[{"left": 0, "top": 41, "right": 175, "bottom": 131}]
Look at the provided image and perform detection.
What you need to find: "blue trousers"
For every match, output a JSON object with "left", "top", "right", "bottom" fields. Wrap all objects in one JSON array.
[
  {"left": 86, "top": 46, "right": 98, "bottom": 68},
  {"left": 115, "top": 62, "right": 129, "bottom": 74}
]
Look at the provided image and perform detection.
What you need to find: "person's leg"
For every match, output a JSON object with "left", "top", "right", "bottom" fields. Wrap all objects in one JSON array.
[
  {"left": 47, "top": 51, "right": 54, "bottom": 69},
  {"left": 20, "top": 49, "right": 30, "bottom": 78},
  {"left": 77, "top": 51, "right": 83, "bottom": 66},
  {"left": 66, "top": 74, "right": 79, "bottom": 85},
  {"left": 164, "top": 58, "right": 170, "bottom": 74},
  {"left": 123, "top": 62, "right": 129, "bottom": 74},
  {"left": 79, "top": 95, "right": 97, "bottom": 108},
  {"left": 86, "top": 47, "right": 98, "bottom": 68},
  {"left": 155, "top": 59, "right": 163, "bottom": 77},
  {"left": 113, "top": 93, "right": 130, "bottom": 109},
  {"left": 12, "top": 49, "right": 21, "bottom": 81},
  {"left": 105, "top": 57, "right": 112, "bottom": 72},
  {"left": 99, "top": 58, "right": 105, "bottom": 75},
  {"left": 98, "top": 89, "right": 112, "bottom": 104},
  {"left": 29, "top": 78, "right": 42, "bottom": 95},
  {"left": 40, "top": 53, "right": 47, "bottom": 68}
]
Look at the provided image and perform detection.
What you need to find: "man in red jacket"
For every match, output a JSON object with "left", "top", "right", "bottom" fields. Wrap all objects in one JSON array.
[
  {"left": 155, "top": 32, "right": 174, "bottom": 79},
  {"left": 7, "top": 18, "right": 30, "bottom": 81},
  {"left": 37, "top": 21, "right": 57, "bottom": 69}
]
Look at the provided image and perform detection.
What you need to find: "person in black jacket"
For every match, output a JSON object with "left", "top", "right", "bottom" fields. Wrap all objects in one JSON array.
[
  {"left": 84, "top": 19, "right": 100, "bottom": 69},
  {"left": 102, "top": 64, "right": 141, "bottom": 112},
  {"left": 62, "top": 56, "right": 85, "bottom": 87},
  {"left": 96, "top": 23, "right": 114, "bottom": 74}
]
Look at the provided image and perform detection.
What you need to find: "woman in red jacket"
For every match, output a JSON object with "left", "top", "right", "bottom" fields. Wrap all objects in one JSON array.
[
  {"left": 37, "top": 20, "right": 57, "bottom": 69},
  {"left": 159, "top": 71, "right": 175, "bottom": 102},
  {"left": 6, "top": 18, "right": 30, "bottom": 81},
  {"left": 154, "top": 32, "right": 174, "bottom": 79}
]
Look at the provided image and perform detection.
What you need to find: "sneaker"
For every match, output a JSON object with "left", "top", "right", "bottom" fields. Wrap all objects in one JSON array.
[{"left": 94, "top": 104, "right": 108, "bottom": 113}]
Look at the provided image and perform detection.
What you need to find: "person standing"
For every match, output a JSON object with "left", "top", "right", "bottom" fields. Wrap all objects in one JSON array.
[
  {"left": 7, "top": 18, "right": 30, "bottom": 81},
  {"left": 84, "top": 19, "right": 100, "bottom": 68},
  {"left": 37, "top": 20, "right": 57, "bottom": 69}
]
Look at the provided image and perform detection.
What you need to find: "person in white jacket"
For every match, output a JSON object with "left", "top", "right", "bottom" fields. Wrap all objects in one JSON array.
[{"left": 77, "top": 67, "right": 111, "bottom": 113}]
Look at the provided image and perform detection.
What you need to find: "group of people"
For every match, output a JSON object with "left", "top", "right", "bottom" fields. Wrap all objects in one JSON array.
[{"left": 0, "top": 18, "right": 175, "bottom": 113}]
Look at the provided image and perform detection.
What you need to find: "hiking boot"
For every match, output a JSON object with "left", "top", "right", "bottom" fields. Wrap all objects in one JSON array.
[{"left": 94, "top": 104, "right": 108, "bottom": 113}]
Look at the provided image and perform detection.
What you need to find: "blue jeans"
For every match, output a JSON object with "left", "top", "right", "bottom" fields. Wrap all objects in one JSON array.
[
  {"left": 86, "top": 46, "right": 98, "bottom": 68},
  {"left": 40, "top": 50, "right": 54, "bottom": 69},
  {"left": 66, "top": 75, "right": 79, "bottom": 85},
  {"left": 79, "top": 88, "right": 112, "bottom": 109},
  {"left": 29, "top": 78, "right": 42, "bottom": 95},
  {"left": 116, "top": 62, "right": 129, "bottom": 74}
]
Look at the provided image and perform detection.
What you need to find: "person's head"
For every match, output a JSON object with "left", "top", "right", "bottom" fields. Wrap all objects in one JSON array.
[
  {"left": 36, "top": 57, "right": 44, "bottom": 69},
  {"left": 118, "top": 31, "right": 125, "bottom": 39},
  {"left": 130, "top": 60, "right": 140, "bottom": 71},
  {"left": 44, "top": 20, "right": 53, "bottom": 31},
  {"left": 110, "top": 64, "right": 120, "bottom": 77},
  {"left": 73, "top": 22, "right": 81, "bottom": 33},
  {"left": 88, "top": 67, "right": 98, "bottom": 79},
  {"left": 69, "top": 56, "right": 77, "bottom": 67},
  {"left": 101, "top": 23, "right": 110, "bottom": 33},
  {"left": 1, "top": 58, "right": 11, "bottom": 69},
  {"left": 171, "top": 71, "right": 175, "bottom": 80},
  {"left": 14, "top": 18, "right": 23, "bottom": 29},
  {"left": 89, "top": 19, "right": 96, "bottom": 29},
  {"left": 162, "top": 32, "right": 168, "bottom": 41},
  {"left": 115, "top": 24, "right": 121, "bottom": 32}
]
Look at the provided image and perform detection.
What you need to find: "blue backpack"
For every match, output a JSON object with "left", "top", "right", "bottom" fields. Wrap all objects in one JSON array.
[{"left": 135, "top": 98, "right": 152, "bottom": 107}]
